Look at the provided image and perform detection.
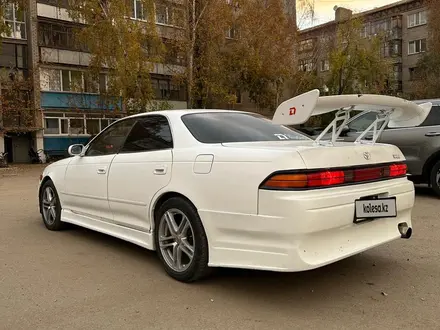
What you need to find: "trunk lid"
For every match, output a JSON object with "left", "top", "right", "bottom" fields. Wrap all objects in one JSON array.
[{"left": 221, "top": 141, "right": 405, "bottom": 169}]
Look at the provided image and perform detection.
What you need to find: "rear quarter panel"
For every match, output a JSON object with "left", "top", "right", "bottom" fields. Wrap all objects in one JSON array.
[{"left": 160, "top": 145, "right": 307, "bottom": 215}]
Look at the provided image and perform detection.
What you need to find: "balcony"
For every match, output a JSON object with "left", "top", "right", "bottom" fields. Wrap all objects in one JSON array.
[
  {"left": 388, "top": 27, "right": 402, "bottom": 40},
  {"left": 40, "top": 92, "right": 122, "bottom": 110}
]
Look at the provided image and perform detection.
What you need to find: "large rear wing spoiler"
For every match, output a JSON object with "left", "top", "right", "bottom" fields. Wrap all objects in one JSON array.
[{"left": 272, "top": 89, "right": 433, "bottom": 145}]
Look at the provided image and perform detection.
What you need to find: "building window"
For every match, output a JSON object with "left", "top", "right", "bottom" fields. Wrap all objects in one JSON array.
[
  {"left": 320, "top": 59, "right": 329, "bottom": 72},
  {"left": 40, "top": 68, "right": 106, "bottom": 94},
  {"left": 226, "top": 26, "right": 239, "bottom": 39},
  {"left": 38, "top": 22, "right": 77, "bottom": 49},
  {"left": 298, "top": 59, "right": 314, "bottom": 72},
  {"left": 2, "top": 3, "right": 26, "bottom": 40},
  {"left": 298, "top": 39, "right": 314, "bottom": 52},
  {"left": 43, "top": 113, "right": 120, "bottom": 136},
  {"left": 132, "top": 0, "right": 147, "bottom": 20},
  {"left": 40, "top": 68, "right": 62, "bottom": 91},
  {"left": 170, "top": 8, "right": 184, "bottom": 27},
  {"left": 38, "top": 0, "right": 69, "bottom": 7},
  {"left": 155, "top": 4, "right": 169, "bottom": 24},
  {"left": 132, "top": 1, "right": 183, "bottom": 26},
  {"left": 151, "top": 77, "right": 185, "bottom": 101},
  {"left": 393, "top": 64, "right": 402, "bottom": 81},
  {"left": 0, "top": 43, "right": 28, "bottom": 69},
  {"left": 408, "top": 39, "right": 427, "bottom": 55},
  {"left": 409, "top": 67, "right": 420, "bottom": 81},
  {"left": 360, "top": 24, "right": 368, "bottom": 38},
  {"left": 408, "top": 11, "right": 427, "bottom": 28},
  {"left": 44, "top": 118, "right": 60, "bottom": 134}
]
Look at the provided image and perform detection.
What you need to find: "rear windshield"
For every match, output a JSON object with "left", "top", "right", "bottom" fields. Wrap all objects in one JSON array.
[{"left": 181, "top": 112, "right": 311, "bottom": 143}]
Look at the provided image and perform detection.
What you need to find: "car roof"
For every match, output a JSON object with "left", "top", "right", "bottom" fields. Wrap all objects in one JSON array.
[{"left": 125, "top": 109, "right": 249, "bottom": 120}]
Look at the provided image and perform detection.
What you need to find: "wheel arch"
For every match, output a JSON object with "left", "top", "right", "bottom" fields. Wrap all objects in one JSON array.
[
  {"left": 151, "top": 191, "right": 199, "bottom": 228},
  {"left": 38, "top": 175, "right": 54, "bottom": 213},
  {"left": 422, "top": 150, "right": 440, "bottom": 182}
]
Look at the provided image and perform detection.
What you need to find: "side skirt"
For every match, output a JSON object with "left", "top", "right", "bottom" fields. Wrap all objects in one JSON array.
[{"left": 61, "top": 209, "right": 155, "bottom": 251}]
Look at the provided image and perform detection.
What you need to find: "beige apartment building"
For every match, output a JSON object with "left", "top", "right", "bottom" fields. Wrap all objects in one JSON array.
[{"left": 297, "top": 0, "right": 429, "bottom": 97}]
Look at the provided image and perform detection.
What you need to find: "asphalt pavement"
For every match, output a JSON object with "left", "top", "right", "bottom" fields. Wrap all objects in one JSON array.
[{"left": 1, "top": 165, "right": 439, "bottom": 330}]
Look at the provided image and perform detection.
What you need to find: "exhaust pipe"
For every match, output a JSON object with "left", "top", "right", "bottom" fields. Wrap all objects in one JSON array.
[{"left": 398, "top": 222, "right": 412, "bottom": 239}]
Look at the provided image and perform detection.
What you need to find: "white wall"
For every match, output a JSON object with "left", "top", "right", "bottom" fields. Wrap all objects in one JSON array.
[
  {"left": 40, "top": 48, "right": 92, "bottom": 66},
  {"left": 37, "top": 3, "right": 79, "bottom": 22}
]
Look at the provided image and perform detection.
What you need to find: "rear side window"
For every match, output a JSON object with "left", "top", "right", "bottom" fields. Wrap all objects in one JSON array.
[
  {"left": 120, "top": 115, "right": 173, "bottom": 153},
  {"left": 181, "top": 112, "right": 310, "bottom": 143},
  {"left": 420, "top": 105, "right": 440, "bottom": 126}
]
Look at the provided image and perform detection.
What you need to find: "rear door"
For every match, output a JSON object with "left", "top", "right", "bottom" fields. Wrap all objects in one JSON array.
[{"left": 107, "top": 115, "right": 173, "bottom": 232}]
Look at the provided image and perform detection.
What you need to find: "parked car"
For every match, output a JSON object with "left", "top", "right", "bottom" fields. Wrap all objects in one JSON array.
[
  {"left": 331, "top": 99, "right": 440, "bottom": 196},
  {"left": 38, "top": 90, "right": 421, "bottom": 282}
]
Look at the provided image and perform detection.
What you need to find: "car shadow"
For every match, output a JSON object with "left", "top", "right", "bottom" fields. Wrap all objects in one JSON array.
[
  {"left": 414, "top": 185, "right": 438, "bottom": 198},
  {"left": 49, "top": 221, "right": 401, "bottom": 303}
]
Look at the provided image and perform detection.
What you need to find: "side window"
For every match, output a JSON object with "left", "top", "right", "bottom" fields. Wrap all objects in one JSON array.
[
  {"left": 420, "top": 106, "right": 440, "bottom": 127},
  {"left": 85, "top": 119, "right": 135, "bottom": 156},
  {"left": 120, "top": 115, "right": 173, "bottom": 153},
  {"left": 347, "top": 112, "right": 377, "bottom": 132}
]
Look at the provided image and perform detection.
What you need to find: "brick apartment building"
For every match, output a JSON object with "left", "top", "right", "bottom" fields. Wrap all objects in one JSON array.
[
  {"left": 1, "top": 0, "right": 188, "bottom": 162},
  {"left": 297, "top": 0, "right": 429, "bottom": 97},
  {"left": 1, "top": 0, "right": 297, "bottom": 162}
]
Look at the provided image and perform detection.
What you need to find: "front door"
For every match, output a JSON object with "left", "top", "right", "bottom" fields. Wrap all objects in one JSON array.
[
  {"left": 107, "top": 115, "right": 173, "bottom": 232},
  {"left": 63, "top": 118, "right": 135, "bottom": 221}
]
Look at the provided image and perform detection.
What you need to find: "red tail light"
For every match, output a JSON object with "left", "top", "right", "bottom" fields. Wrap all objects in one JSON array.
[
  {"left": 390, "top": 163, "right": 407, "bottom": 177},
  {"left": 307, "top": 171, "right": 345, "bottom": 187},
  {"left": 261, "top": 163, "right": 407, "bottom": 190}
]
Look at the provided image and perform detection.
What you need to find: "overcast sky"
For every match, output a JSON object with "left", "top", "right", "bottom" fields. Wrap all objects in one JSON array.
[{"left": 299, "top": 0, "right": 401, "bottom": 27}]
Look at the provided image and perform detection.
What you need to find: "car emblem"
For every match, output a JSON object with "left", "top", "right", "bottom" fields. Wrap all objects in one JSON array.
[{"left": 363, "top": 152, "right": 371, "bottom": 160}]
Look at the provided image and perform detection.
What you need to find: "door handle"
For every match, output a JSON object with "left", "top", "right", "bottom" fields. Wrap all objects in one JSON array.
[
  {"left": 425, "top": 132, "right": 440, "bottom": 137},
  {"left": 97, "top": 168, "right": 106, "bottom": 174},
  {"left": 153, "top": 165, "right": 167, "bottom": 175}
]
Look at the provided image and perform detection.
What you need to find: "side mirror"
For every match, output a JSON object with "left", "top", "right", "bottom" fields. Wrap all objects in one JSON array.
[{"left": 68, "top": 144, "right": 84, "bottom": 157}]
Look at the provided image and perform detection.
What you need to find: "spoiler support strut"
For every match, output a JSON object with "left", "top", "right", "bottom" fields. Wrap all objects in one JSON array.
[
  {"left": 314, "top": 107, "right": 353, "bottom": 145},
  {"left": 354, "top": 109, "right": 393, "bottom": 144},
  {"left": 314, "top": 108, "right": 395, "bottom": 146}
]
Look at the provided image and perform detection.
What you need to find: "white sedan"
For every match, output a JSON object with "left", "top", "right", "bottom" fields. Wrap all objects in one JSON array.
[{"left": 38, "top": 90, "right": 431, "bottom": 282}]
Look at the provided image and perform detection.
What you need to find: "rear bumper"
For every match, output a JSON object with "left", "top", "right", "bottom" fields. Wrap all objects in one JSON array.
[{"left": 200, "top": 178, "right": 414, "bottom": 271}]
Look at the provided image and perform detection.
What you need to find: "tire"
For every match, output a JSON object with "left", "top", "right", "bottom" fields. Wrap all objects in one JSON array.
[
  {"left": 154, "top": 197, "right": 211, "bottom": 282},
  {"left": 430, "top": 160, "right": 440, "bottom": 197},
  {"left": 39, "top": 180, "right": 65, "bottom": 231}
]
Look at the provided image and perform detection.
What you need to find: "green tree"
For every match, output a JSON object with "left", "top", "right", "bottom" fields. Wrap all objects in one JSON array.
[{"left": 327, "top": 18, "right": 391, "bottom": 95}]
